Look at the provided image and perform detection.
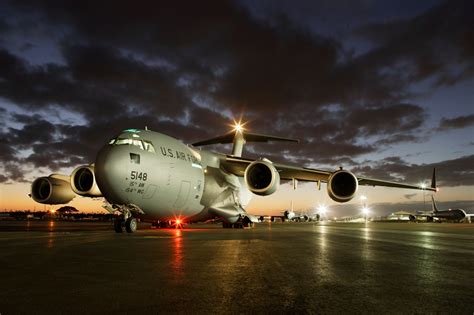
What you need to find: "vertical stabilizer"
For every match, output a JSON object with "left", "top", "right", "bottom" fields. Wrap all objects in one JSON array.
[
  {"left": 431, "top": 195, "right": 439, "bottom": 213},
  {"left": 232, "top": 130, "right": 245, "bottom": 157}
]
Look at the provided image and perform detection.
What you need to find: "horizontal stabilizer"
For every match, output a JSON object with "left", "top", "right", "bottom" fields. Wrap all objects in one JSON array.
[{"left": 192, "top": 131, "right": 299, "bottom": 147}]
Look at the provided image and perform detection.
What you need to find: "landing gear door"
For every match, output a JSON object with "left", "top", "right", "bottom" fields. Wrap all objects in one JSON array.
[{"left": 174, "top": 181, "right": 191, "bottom": 209}]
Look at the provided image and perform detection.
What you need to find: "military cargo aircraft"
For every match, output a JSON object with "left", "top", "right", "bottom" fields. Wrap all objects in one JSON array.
[{"left": 30, "top": 123, "right": 437, "bottom": 232}]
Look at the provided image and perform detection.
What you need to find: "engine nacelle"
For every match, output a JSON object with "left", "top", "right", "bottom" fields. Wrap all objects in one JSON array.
[
  {"left": 31, "top": 174, "right": 76, "bottom": 204},
  {"left": 244, "top": 160, "right": 280, "bottom": 196},
  {"left": 70, "top": 165, "right": 102, "bottom": 197},
  {"left": 327, "top": 169, "right": 358, "bottom": 203}
]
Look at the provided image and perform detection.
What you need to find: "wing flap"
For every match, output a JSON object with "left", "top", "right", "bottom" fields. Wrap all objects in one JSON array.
[{"left": 358, "top": 177, "right": 436, "bottom": 191}]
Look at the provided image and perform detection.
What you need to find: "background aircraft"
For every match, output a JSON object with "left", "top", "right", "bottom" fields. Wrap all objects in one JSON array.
[
  {"left": 431, "top": 195, "right": 467, "bottom": 222},
  {"left": 414, "top": 196, "right": 467, "bottom": 222},
  {"left": 29, "top": 124, "right": 436, "bottom": 232}
]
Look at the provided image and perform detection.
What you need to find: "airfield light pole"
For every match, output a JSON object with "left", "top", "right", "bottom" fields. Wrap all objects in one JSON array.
[
  {"left": 360, "top": 195, "right": 368, "bottom": 222},
  {"left": 421, "top": 183, "right": 426, "bottom": 212}
]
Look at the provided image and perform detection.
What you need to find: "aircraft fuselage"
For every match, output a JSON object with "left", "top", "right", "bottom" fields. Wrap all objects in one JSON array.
[
  {"left": 94, "top": 129, "right": 251, "bottom": 222},
  {"left": 433, "top": 209, "right": 466, "bottom": 221}
]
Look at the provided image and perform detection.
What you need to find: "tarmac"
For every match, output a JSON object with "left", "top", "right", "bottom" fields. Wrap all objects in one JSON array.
[{"left": 0, "top": 220, "right": 473, "bottom": 314}]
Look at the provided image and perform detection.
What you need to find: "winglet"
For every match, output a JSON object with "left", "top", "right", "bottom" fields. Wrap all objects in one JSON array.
[{"left": 431, "top": 168, "right": 437, "bottom": 191}]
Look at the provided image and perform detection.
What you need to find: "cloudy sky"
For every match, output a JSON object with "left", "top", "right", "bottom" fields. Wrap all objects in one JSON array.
[{"left": 0, "top": 0, "right": 473, "bottom": 216}]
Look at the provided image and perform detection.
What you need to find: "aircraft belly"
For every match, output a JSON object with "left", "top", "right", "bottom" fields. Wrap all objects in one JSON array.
[{"left": 199, "top": 156, "right": 250, "bottom": 223}]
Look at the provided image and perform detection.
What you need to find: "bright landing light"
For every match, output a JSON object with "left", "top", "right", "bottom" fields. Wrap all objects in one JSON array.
[
  {"left": 231, "top": 119, "right": 247, "bottom": 133},
  {"left": 362, "top": 206, "right": 370, "bottom": 215},
  {"left": 234, "top": 123, "right": 243, "bottom": 133},
  {"left": 318, "top": 205, "right": 327, "bottom": 215},
  {"left": 173, "top": 217, "right": 184, "bottom": 229}
]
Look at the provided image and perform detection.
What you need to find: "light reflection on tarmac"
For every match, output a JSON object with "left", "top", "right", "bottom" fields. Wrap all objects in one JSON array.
[{"left": 0, "top": 221, "right": 473, "bottom": 314}]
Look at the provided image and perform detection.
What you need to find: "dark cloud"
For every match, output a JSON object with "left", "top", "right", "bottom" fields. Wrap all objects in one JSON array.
[
  {"left": 0, "top": 140, "right": 17, "bottom": 162},
  {"left": 3, "top": 163, "right": 27, "bottom": 183},
  {"left": 0, "top": 18, "right": 8, "bottom": 33},
  {"left": 0, "top": 0, "right": 472, "bottom": 186},
  {"left": 438, "top": 114, "right": 474, "bottom": 130},
  {"left": 9, "top": 114, "right": 56, "bottom": 146},
  {"left": 354, "top": 0, "right": 474, "bottom": 88}
]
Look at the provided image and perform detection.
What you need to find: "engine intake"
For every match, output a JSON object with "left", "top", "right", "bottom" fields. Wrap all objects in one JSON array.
[
  {"left": 327, "top": 169, "right": 358, "bottom": 203},
  {"left": 70, "top": 165, "right": 102, "bottom": 197},
  {"left": 31, "top": 174, "right": 75, "bottom": 204},
  {"left": 244, "top": 160, "right": 280, "bottom": 196}
]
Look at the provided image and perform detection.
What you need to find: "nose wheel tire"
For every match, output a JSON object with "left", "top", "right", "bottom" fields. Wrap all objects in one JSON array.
[{"left": 125, "top": 217, "right": 138, "bottom": 233}]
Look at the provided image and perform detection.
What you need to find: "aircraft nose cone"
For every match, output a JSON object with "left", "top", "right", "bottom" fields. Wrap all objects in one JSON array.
[{"left": 95, "top": 145, "right": 129, "bottom": 204}]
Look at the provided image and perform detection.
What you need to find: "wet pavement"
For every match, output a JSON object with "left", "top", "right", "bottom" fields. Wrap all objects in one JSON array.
[{"left": 0, "top": 221, "right": 473, "bottom": 314}]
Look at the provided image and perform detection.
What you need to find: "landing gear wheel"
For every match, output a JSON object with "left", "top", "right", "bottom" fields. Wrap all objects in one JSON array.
[
  {"left": 232, "top": 222, "right": 243, "bottom": 228},
  {"left": 222, "top": 222, "right": 233, "bottom": 228},
  {"left": 114, "top": 218, "right": 125, "bottom": 233},
  {"left": 160, "top": 221, "right": 171, "bottom": 228},
  {"left": 126, "top": 217, "right": 138, "bottom": 233},
  {"left": 242, "top": 216, "right": 254, "bottom": 228}
]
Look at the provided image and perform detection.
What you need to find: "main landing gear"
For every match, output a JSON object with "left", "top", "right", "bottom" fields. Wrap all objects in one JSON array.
[
  {"left": 151, "top": 219, "right": 184, "bottom": 229},
  {"left": 222, "top": 216, "right": 254, "bottom": 229},
  {"left": 151, "top": 220, "right": 172, "bottom": 229},
  {"left": 114, "top": 216, "right": 138, "bottom": 233},
  {"left": 113, "top": 206, "right": 138, "bottom": 234}
]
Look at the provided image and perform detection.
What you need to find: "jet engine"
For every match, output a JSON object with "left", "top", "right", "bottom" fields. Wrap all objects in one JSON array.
[
  {"left": 327, "top": 169, "right": 358, "bottom": 202},
  {"left": 244, "top": 160, "right": 280, "bottom": 196},
  {"left": 70, "top": 165, "right": 102, "bottom": 197},
  {"left": 30, "top": 174, "right": 76, "bottom": 204}
]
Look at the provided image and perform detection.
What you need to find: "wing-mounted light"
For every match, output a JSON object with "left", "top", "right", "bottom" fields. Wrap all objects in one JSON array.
[
  {"left": 244, "top": 159, "right": 280, "bottom": 196},
  {"left": 31, "top": 174, "right": 76, "bottom": 204},
  {"left": 327, "top": 169, "right": 358, "bottom": 203},
  {"left": 70, "top": 165, "right": 102, "bottom": 197}
]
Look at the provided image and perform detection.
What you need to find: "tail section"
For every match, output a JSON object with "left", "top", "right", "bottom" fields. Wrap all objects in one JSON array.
[
  {"left": 431, "top": 168, "right": 437, "bottom": 191},
  {"left": 431, "top": 195, "right": 439, "bottom": 213}
]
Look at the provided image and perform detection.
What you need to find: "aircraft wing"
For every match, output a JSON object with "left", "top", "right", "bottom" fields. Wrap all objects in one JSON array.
[{"left": 223, "top": 155, "right": 436, "bottom": 192}]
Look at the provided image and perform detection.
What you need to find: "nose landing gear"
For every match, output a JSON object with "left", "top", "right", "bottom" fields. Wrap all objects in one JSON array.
[
  {"left": 114, "top": 215, "right": 138, "bottom": 233},
  {"left": 222, "top": 216, "right": 255, "bottom": 229},
  {"left": 108, "top": 203, "right": 144, "bottom": 233}
]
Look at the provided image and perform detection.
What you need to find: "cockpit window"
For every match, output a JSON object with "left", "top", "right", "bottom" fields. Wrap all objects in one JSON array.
[
  {"left": 132, "top": 139, "right": 144, "bottom": 150},
  {"left": 111, "top": 137, "right": 156, "bottom": 153},
  {"left": 143, "top": 140, "right": 155, "bottom": 153},
  {"left": 115, "top": 138, "right": 133, "bottom": 146}
]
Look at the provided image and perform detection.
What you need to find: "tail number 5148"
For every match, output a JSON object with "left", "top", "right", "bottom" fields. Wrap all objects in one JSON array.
[{"left": 130, "top": 171, "right": 147, "bottom": 181}]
